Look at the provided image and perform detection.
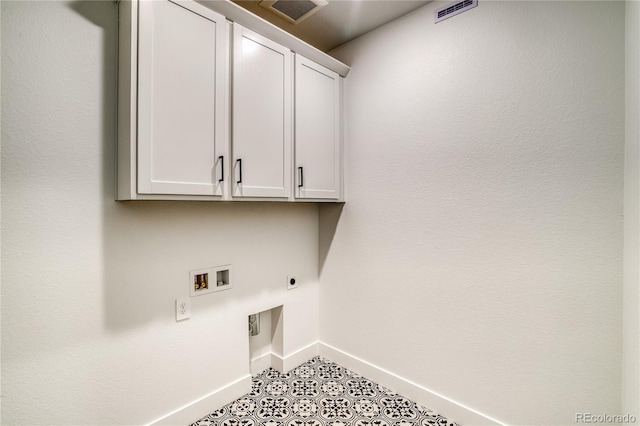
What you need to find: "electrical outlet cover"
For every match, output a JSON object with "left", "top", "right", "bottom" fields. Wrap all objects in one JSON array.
[
  {"left": 287, "top": 275, "right": 297, "bottom": 290},
  {"left": 176, "top": 297, "right": 190, "bottom": 321}
]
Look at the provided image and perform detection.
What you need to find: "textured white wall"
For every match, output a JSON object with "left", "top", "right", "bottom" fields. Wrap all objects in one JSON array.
[
  {"left": 624, "top": 0, "right": 640, "bottom": 418},
  {"left": 1, "top": 1, "right": 319, "bottom": 424},
  {"left": 322, "top": 1, "right": 624, "bottom": 424}
]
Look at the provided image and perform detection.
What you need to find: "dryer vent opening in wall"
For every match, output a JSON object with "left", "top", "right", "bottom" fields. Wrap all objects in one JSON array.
[
  {"left": 260, "top": 0, "right": 328, "bottom": 25},
  {"left": 434, "top": 0, "right": 477, "bottom": 23}
]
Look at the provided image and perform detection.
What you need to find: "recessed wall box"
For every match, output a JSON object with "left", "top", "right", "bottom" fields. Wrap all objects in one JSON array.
[{"left": 190, "top": 265, "right": 232, "bottom": 297}]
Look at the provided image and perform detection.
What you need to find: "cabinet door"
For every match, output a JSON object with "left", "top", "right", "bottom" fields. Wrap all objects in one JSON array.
[
  {"left": 294, "top": 55, "right": 341, "bottom": 200},
  {"left": 137, "top": 0, "right": 227, "bottom": 196},
  {"left": 232, "top": 24, "right": 292, "bottom": 199}
]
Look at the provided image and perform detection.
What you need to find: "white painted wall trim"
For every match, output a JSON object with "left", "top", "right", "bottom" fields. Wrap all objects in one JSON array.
[
  {"left": 283, "top": 341, "right": 319, "bottom": 372},
  {"left": 148, "top": 375, "right": 252, "bottom": 426},
  {"left": 272, "top": 352, "right": 284, "bottom": 373},
  {"left": 318, "top": 342, "right": 506, "bottom": 426},
  {"left": 250, "top": 352, "right": 273, "bottom": 375},
  {"left": 256, "top": 342, "right": 320, "bottom": 374}
]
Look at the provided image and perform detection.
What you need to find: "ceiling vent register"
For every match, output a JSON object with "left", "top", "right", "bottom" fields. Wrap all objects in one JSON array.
[
  {"left": 434, "top": 0, "right": 477, "bottom": 23},
  {"left": 260, "top": 0, "right": 329, "bottom": 25}
]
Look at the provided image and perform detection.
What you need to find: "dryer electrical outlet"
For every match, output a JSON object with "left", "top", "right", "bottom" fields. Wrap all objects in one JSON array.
[{"left": 287, "top": 275, "right": 297, "bottom": 290}]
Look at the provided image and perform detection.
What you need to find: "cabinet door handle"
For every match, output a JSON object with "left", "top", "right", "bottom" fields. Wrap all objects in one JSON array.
[
  {"left": 236, "top": 159, "right": 242, "bottom": 184},
  {"left": 218, "top": 156, "right": 224, "bottom": 182},
  {"left": 298, "top": 166, "right": 304, "bottom": 188}
]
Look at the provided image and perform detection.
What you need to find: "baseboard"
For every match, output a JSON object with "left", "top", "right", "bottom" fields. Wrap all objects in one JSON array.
[
  {"left": 282, "top": 342, "right": 319, "bottom": 372},
  {"left": 318, "top": 342, "right": 506, "bottom": 426},
  {"left": 148, "top": 343, "right": 498, "bottom": 426},
  {"left": 256, "top": 342, "right": 320, "bottom": 374},
  {"left": 250, "top": 352, "right": 273, "bottom": 375},
  {"left": 272, "top": 352, "right": 284, "bottom": 372},
  {"left": 147, "top": 374, "right": 252, "bottom": 426}
]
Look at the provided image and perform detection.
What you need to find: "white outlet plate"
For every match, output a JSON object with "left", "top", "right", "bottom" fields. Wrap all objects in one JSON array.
[
  {"left": 176, "top": 297, "right": 190, "bottom": 321},
  {"left": 287, "top": 275, "right": 297, "bottom": 290}
]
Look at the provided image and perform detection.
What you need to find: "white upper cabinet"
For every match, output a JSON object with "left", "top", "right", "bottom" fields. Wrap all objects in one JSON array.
[
  {"left": 117, "top": 0, "right": 347, "bottom": 202},
  {"left": 117, "top": 0, "right": 228, "bottom": 200},
  {"left": 294, "top": 55, "right": 342, "bottom": 200},
  {"left": 232, "top": 24, "right": 292, "bottom": 199}
]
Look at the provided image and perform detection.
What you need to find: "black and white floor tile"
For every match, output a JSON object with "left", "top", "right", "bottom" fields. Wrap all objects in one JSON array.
[{"left": 191, "top": 356, "right": 460, "bottom": 426}]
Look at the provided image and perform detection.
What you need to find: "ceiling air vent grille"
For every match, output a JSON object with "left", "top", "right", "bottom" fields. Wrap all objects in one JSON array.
[
  {"left": 260, "top": 0, "right": 328, "bottom": 25},
  {"left": 434, "top": 0, "right": 477, "bottom": 23}
]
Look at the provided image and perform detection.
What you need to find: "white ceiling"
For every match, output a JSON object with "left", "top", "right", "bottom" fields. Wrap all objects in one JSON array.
[{"left": 232, "top": 0, "right": 432, "bottom": 52}]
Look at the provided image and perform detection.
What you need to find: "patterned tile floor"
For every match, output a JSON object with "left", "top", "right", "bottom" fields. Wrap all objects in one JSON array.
[{"left": 191, "top": 356, "right": 459, "bottom": 426}]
